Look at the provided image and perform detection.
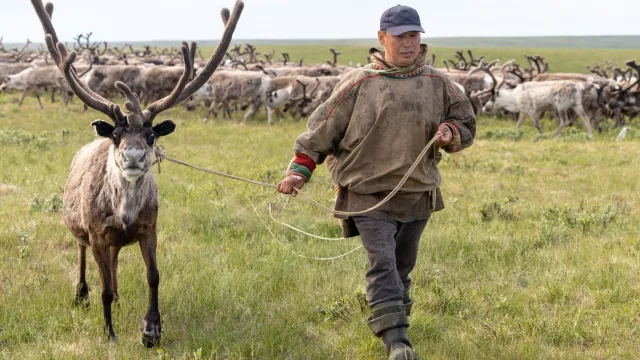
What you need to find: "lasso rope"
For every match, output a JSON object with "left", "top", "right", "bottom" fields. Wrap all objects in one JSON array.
[
  {"left": 250, "top": 200, "right": 363, "bottom": 261},
  {"left": 153, "top": 133, "right": 443, "bottom": 260},
  {"left": 154, "top": 133, "right": 442, "bottom": 217}
]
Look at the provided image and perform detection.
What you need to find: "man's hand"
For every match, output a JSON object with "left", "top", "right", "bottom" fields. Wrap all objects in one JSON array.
[
  {"left": 277, "top": 175, "right": 306, "bottom": 197},
  {"left": 434, "top": 123, "right": 453, "bottom": 147}
]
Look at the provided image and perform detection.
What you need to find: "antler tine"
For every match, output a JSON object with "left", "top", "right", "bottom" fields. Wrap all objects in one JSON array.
[
  {"left": 531, "top": 56, "right": 542, "bottom": 74},
  {"left": 442, "top": 60, "right": 450, "bottom": 72},
  {"left": 290, "top": 79, "right": 310, "bottom": 101},
  {"left": 33, "top": 1, "right": 120, "bottom": 123},
  {"left": 165, "top": 1, "right": 244, "bottom": 114},
  {"left": 52, "top": 37, "right": 120, "bottom": 122},
  {"left": 622, "top": 60, "right": 640, "bottom": 92},
  {"left": 626, "top": 59, "right": 640, "bottom": 71},
  {"left": 486, "top": 59, "right": 500, "bottom": 70},
  {"left": 310, "top": 78, "right": 321, "bottom": 97},
  {"left": 145, "top": 42, "right": 194, "bottom": 119},
  {"left": 115, "top": 82, "right": 144, "bottom": 127},
  {"left": 221, "top": 8, "right": 231, "bottom": 26},
  {"left": 468, "top": 58, "right": 487, "bottom": 76}
]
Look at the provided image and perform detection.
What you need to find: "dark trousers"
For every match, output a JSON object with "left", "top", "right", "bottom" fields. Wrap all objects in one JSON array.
[{"left": 353, "top": 216, "right": 429, "bottom": 307}]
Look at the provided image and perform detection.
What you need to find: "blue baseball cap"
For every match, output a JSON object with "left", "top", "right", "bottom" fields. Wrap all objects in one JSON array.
[{"left": 380, "top": 5, "right": 425, "bottom": 36}]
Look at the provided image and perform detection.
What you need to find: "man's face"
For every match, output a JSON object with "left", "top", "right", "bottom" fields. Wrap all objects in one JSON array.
[{"left": 377, "top": 30, "right": 421, "bottom": 67}]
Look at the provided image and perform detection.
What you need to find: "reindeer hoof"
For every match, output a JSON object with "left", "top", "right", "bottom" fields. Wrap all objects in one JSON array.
[
  {"left": 141, "top": 319, "right": 161, "bottom": 348},
  {"left": 73, "top": 282, "right": 90, "bottom": 307},
  {"left": 142, "top": 333, "right": 161, "bottom": 348}
]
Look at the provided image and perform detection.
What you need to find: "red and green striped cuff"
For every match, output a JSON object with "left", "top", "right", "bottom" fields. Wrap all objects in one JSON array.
[
  {"left": 443, "top": 123, "right": 460, "bottom": 136},
  {"left": 288, "top": 154, "right": 317, "bottom": 181},
  {"left": 288, "top": 163, "right": 312, "bottom": 181}
]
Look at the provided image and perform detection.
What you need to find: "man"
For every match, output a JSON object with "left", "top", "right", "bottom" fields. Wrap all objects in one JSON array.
[{"left": 277, "top": 5, "right": 476, "bottom": 360}]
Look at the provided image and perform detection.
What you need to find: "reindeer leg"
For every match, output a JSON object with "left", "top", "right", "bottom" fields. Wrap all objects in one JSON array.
[
  {"left": 51, "top": 88, "right": 56, "bottom": 103},
  {"left": 34, "top": 88, "right": 44, "bottom": 109},
  {"left": 110, "top": 246, "right": 121, "bottom": 304},
  {"left": 574, "top": 107, "right": 593, "bottom": 138},
  {"left": 615, "top": 109, "right": 624, "bottom": 128},
  {"left": 92, "top": 245, "right": 117, "bottom": 342},
  {"left": 74, "top": 243, "right": 90, "bottom": 306},
  {"left": 139, "top": 235, "right": 161, "bottom": 348},
  {"left": 18, "top": 90, "right": 29, "bottom": 108},
  {"left": 532, "top": 111, "right": 544, "bottom": 133},
  {"left": 242, "top": 104, "right": 256, "bottom": 122},
  {"left": 515, "top": 112, "right": 527, "bottom": 130},
  {"left": 591, "top": 109, "right": 601, "bottom": 133},
  {"left": 553, "top": 111, "right": 568, "bottom": 138},
  {"left": 266, "top": 106, "right": 273, "bottom": 125}
]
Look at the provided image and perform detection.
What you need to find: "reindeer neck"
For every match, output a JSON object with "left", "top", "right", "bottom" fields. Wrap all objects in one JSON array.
[
  {"left": 496, "top": 89, "right": 520, "bottom": 113},
  {"left": 102, "top": 146, "right": 157, "bottom": 228}
]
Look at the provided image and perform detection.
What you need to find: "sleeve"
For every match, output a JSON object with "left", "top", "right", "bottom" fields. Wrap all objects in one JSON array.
[
  {"left": 440, "top": 78, "right": 476, "bottom": 153},
  {"left": 287, "top": 70, "right": 364, "bottom": 180}
]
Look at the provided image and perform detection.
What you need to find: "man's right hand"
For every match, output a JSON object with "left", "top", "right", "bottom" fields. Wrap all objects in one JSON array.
[{"left": 277, "top": 175, "right": 306, "bottom": 197}]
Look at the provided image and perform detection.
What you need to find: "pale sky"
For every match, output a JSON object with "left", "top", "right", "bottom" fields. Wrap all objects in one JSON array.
[{"left": 1, "top": 0, "right": 638, "bottom": 43}]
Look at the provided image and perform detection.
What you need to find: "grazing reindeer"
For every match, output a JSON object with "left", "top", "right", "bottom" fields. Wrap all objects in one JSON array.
[
  {"left": 472, "top": 60, "right": 594, "bottom": 138},
  {"left": 31, "top": 0, "right": 243, "bottom": 346}
]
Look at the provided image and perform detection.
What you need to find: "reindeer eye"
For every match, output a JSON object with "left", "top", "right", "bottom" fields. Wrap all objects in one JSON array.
[
  {"left": 147, "top": 133, "right": 156, "bottom": 146},
  {"left": 112, "top": 135, "right": 121, "bottom": 147}
]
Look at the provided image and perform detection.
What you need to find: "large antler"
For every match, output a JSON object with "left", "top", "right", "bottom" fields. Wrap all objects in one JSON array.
[
  {"left": 468, "top": 59, "right": 513, "bottom": 97},
  {"left": 32, "top": 0, "right": 243, "bottom": 126},
  {"left": 622, "top": 60, "right": 640, "bottom": 92},
  {"left": 326, "top": 48, "right": 341, "bottom": 67},
  {"left": 263, "top": 49, "right": 275, "bottom": 65},
  {"left": 290, "top": 78, "right": 320, "bottom": 102}
]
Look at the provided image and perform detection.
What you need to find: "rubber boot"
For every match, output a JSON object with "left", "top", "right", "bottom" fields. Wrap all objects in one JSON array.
[{"left": 368, "top": 301, "right": 418, "bottom": 360}]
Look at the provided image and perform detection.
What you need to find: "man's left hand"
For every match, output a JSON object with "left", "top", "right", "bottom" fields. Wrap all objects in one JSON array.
[{"left": 435, "top": 124, "right": 453, "bottom": 147}]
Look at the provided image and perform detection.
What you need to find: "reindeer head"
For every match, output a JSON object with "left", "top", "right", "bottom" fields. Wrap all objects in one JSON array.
[
  {"left": 92, "top": 113, "right": 176, "bottom": 182},
  {"left": 31, "top": 0, "right": 243, "bottom": 181},
  {"left": 290, "top": 78, "right": 321, "bottom": 117},
  {"left": 605, "top": 60, "right": 639, "bottom": 111},
  {"left": 0, "top": 74, "right": 24, "bottom": 93}
]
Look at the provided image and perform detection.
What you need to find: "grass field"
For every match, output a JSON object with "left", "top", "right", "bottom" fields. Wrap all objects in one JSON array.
[
  {"left": 196, "top": 45, "right": 640, "bottom": 74},
  {"left": 2, "top": 47, "right": 640, "bottom": 359}
]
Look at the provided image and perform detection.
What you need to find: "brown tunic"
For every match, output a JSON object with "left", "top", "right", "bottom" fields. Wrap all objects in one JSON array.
[{"left": 293, "top": 47, "right": 476, "bottom": 234}]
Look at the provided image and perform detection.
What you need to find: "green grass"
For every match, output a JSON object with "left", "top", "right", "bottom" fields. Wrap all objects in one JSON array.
[
  {"left": 2, "top": 61, "right": 640, "bottom": 359},
  {"left": 197, "top": 45, "right": 640, "bottom": 74}
]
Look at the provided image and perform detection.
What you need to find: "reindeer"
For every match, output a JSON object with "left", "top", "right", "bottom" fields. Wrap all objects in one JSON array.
[
  {"left": 264, "top": 76, "right": 323, "bottom": 120},
  {"left": 472, "top": 60, "right": 595, "bottom": 137},
  {"left": 185, "top": 69, "right": 274, "bottom": 123},
  {"left": 30, "top": 0, "right": 243, "bottom": 346},
  {"left": 0, "top": 65, "right": 88, "bottom": 108},
  {"left": 605, "top": 60, "right": 640, "bottom": 125}
]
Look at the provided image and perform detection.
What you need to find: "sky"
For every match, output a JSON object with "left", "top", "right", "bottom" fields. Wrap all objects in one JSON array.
[{"left": 1, "top": 0, "right": 639, "bottom": 43}]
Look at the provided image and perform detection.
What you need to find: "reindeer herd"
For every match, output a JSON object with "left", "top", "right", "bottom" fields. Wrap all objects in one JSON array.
[{"left": 1, "top": 32, "right": 639, "bottom": 137}]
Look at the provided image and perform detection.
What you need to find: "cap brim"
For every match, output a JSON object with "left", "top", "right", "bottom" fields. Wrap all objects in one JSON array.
[{"left": 385, "top": 25, "right": 425, "bottom": 36}]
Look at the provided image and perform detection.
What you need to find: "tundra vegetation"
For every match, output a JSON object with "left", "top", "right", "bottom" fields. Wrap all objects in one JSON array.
[{"left": 0, "top": 44, "right": 640, "bottom": 359}]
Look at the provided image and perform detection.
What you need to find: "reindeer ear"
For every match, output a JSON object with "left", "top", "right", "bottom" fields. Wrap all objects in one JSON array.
[
  {"left": 91, "top": 120, "right": 115, "bottom": 137},
  {"left": 152, "top": 120, "right": 176, "bottom": 137}
]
